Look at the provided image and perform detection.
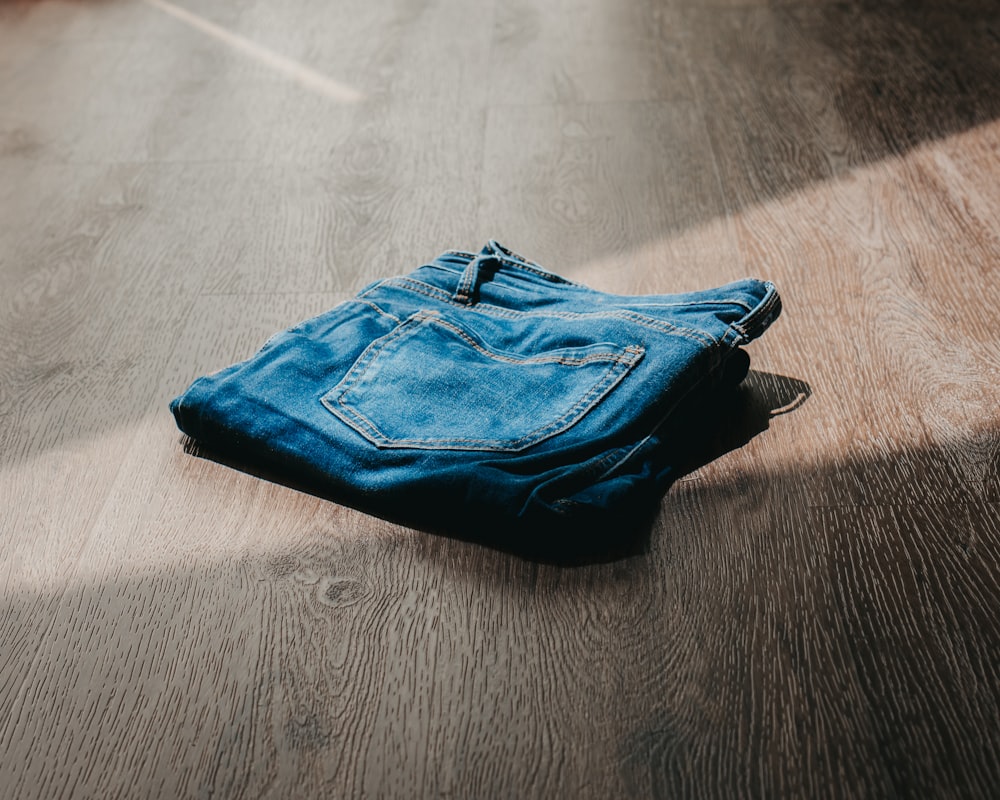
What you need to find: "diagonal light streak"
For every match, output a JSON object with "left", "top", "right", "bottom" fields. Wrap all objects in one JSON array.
[{"left": 142, "top": 0, "right": 364, "bottom": 103}]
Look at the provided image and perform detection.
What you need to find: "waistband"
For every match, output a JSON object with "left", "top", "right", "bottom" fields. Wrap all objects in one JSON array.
[
  {"left": 362, "top": 241, "right": 781, "bottom": 348},
  {"left": 438, "top": 240, "right": 583, "bottom": 304}
]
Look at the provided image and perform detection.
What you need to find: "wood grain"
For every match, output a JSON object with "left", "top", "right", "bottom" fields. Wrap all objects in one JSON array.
[{"left": 2, "top": 0, "right": 999, "bottom": 797}]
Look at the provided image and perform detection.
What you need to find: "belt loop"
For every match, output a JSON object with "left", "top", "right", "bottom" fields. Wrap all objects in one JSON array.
[
  {"left": 453, "top": 255, "right": 480, "bottom": 305},
  {"left": 453, "top": 242, "right": 501, "bottom": 306}
]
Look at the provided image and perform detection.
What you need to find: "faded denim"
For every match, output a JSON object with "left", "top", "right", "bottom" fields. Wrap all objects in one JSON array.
[{"left": 170, "top": 241, "right": 781, "bottom": 540}]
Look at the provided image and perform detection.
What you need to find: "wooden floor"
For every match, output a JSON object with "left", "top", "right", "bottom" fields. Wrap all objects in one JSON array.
[{"left": 2, "top": 0, "right": 999, "bottom": 797}]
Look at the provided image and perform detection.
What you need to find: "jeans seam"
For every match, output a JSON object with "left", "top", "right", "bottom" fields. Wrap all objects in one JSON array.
[
  {"left": 728, "top": 282, "right": 780, "bottom": 344},
  {"left": 428, "top": 316, "right": 643, "bottom": 367},
  {"left": 327, "top": 355, "right": 632, "bottom": 449},
  {"left": 632, "top": 299, "right": 754, "bottom": 313},
  {"left": 442, "top": 249, "right": 576, "bottom": 285},
  {"left": 390, "top": 278, "right": 718, "bottom": 348},
  {"left": 354, "top": 298, "right": 400, "bottom": 322},
  {"left": 496, "top": 256, "right": 574, "bottom": 283},
  {"left": 322, "top": 316, "right": 643, "bottom": 451}
]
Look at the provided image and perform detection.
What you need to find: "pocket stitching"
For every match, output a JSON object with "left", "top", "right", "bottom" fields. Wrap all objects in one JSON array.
[
  {"left": 429, "top": 316, "right": 640, "bottom": 367},
  {"left": 322, "top": 314, "right": 644, "bottom": 452}
]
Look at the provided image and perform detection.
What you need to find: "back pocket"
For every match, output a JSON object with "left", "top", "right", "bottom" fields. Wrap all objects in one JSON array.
[{"left": 322, "top": 312, "right": 643, "bottom": 452}]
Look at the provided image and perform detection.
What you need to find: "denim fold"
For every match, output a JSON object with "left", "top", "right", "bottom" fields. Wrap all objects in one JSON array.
[{"left": 170, "top": 242, "right": 781, "bottom": 540}]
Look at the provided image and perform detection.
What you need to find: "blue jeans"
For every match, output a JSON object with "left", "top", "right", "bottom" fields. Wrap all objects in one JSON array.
[{"left": 171, "top": 241, "right": 780, "bottom": 548}]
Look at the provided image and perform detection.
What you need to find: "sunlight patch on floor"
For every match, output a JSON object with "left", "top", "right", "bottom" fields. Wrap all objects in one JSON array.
[{"left": 141, "top": 0, "right": 365, "bottom": 103}]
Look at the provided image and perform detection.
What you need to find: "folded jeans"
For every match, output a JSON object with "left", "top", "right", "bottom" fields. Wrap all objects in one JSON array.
[{"left": 170, "top": 241, "right": 781, "bottom": 538}]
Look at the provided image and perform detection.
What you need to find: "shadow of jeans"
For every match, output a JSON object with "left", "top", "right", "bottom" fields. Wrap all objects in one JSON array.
[{"left": 185, "top": 368, "right": 811, "bottom": 566}]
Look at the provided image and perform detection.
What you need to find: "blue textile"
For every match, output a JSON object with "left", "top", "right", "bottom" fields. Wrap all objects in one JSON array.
[{"left": 170, "top": 241, "right": 780, "bottom": 539}]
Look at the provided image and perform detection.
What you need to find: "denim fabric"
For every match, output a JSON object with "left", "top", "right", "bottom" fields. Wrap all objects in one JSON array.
[{"left": 170, "top": 241, "right": 780, "bottom": 538}]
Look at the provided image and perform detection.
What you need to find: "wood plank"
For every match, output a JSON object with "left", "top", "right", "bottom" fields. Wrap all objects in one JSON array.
[
  {"left": 490, "top": 0, "right": 687, "bottom": 106},
  {"left": 477, "top": 100, "right": 745, "bottom": 294}
]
